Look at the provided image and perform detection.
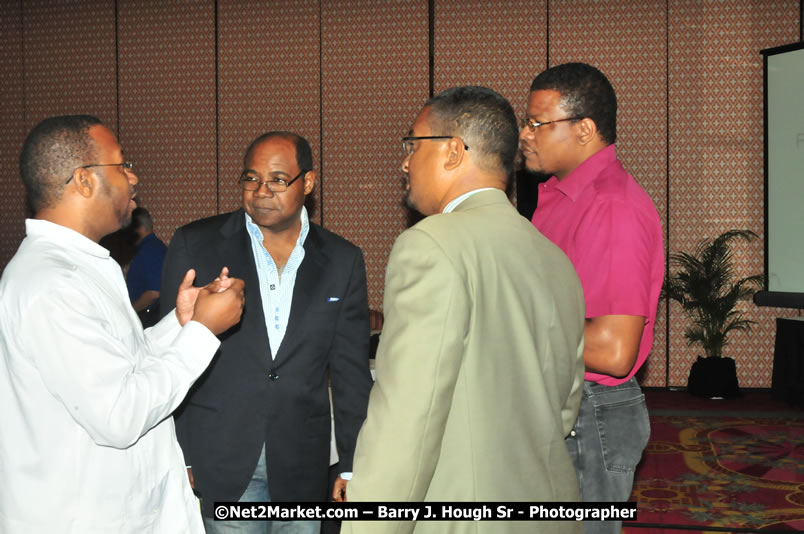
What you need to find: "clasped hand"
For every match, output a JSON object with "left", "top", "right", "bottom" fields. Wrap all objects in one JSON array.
[{"left": 175, "top": 267, "right": 245, "bottom": 335}]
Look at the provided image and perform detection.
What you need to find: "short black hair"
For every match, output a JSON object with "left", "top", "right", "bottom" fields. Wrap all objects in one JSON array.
[
  {"left": 19, "top": 115, "right": 102, "bottom": 212},
  {"left": 243, "top": 131, "right": 313, "bottom": 172},
  {"left": 130, "top": 207, "right": 154, "bottom": 232},
  {"left": 530, "top": 62, "right": 617, "bottom": 145},
  {"left": 424, "top": 86, "right": 519, "bottom": 181}
]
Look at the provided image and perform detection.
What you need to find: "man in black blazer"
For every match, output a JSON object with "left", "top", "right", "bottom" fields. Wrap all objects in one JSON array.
[{"left": 161, "top": 131, "right": 373, "bottom": 534}]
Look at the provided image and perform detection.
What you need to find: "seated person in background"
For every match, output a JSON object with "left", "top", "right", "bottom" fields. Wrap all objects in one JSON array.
[{"left": 126, "top": 207, "right": 167, "bottom": 320}]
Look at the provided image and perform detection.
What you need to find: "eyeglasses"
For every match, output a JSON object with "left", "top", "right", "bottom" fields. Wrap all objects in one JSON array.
[
  {"left": 402, "top": 136, "right": 470, "bottom": 156},
  {"left": 239, "top": 169, "right": 307, "bottom": 192},
  {"left": 520, "top": 116, "right": 582, "bottom": 132},
  {"left": 66, "top": 161, "right": 134, "bottom": 184}
]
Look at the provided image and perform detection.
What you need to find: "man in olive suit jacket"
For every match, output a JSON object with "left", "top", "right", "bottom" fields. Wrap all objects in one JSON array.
[{"left": 341, "top": 86, "right": 586, "bottom": 534}]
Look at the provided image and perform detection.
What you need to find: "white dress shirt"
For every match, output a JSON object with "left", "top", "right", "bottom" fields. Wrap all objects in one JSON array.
[
  {"left": 0, "top": 219, "right": 221, "bottom": 533},
  {"left": 442, "top": 187, "right": 497, "bottom": 213}
]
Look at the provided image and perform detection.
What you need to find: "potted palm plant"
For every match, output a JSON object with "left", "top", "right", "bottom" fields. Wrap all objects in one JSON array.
[{"left": 663, "top": 229, "right": 764, "bottom": 398}]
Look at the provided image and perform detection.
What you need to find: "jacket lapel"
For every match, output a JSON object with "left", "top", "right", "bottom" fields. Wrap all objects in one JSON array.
[
  {"left": 218, "top": 210, "right": 274, "bottom": 369},
  {"left": 272, "top": 224, "right": 327, "bottom": 367}
]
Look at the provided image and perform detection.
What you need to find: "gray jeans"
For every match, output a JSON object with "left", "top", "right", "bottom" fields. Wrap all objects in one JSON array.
[{"left": 565, "top": 377, "right": 650, "bottom": 534}]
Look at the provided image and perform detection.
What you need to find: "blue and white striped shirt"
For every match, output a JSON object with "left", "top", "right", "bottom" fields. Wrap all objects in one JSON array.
[{"left": 244, "top": 207, "right": 310, "bottom": 359}]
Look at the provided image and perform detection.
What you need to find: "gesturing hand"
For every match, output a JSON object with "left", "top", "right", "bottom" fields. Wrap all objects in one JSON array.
[
  {"left": 175, "top": 267, "right": 234, "bottom": 326},
  {"left": 192, "top": 276, "right": 245, "bottom": 336}
]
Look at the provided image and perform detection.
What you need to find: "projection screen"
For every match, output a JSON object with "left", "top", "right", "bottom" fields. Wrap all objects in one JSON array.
[{"left": 755, "top": 42, "right": 804, "bottom": 309}]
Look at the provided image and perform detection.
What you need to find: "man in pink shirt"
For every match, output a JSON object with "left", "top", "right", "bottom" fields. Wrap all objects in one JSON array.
[{"left": 521, "top": 63, "right": 664, "bottom": 534}]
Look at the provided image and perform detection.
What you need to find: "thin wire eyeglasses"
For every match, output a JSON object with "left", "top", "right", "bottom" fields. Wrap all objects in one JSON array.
[
  {"left": 239, "top": 170, "right": 307, "bottom": 193},
  {"left": 402, "top": 136, "right": 470, "bottom": 156},
  {"left": 520, "top": 116, "right": 583, "bottom": 132},
  {"left": 66, "top": 161, "right": 134, "bottom": 184}
]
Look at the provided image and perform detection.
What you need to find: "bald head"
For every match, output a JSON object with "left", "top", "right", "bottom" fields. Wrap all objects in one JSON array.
[{"left": 243, "top": 131, "right": 313, "bottom": 173}]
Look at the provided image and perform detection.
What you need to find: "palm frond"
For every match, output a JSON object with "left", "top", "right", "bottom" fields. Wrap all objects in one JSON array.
[{"left": 664, "top": 229, "right": 762, "bottom": 359}]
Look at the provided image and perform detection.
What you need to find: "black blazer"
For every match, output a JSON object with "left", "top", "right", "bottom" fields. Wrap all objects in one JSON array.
[{"left": 160, "top": 209, "right": 373, "bottom": 516}]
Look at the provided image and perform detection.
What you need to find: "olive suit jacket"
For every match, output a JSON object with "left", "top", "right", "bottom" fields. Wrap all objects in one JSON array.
[
  {"left": 160, "top": 209, "right": 373, "bottom": 518},
  {"left": 343, "top": 189, "right": 585, "bottom": 534}
]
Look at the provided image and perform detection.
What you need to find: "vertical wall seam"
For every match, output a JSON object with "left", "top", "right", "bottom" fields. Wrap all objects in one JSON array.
[
  {"left": 546, "top": 0, "right": 550, "bottom": 69},
  {"left": 318, "top": 0, "right": 324, "bottom": 227},
  {"left": 214, "top": 0, "right": 220, "bottom": 215},
  {"left": 114, "top": 0, "right": 120, "bottom": 137},
  {"left": 665, "top": 0, "right": 671, "bottom": 388},
  {"left": 428, "top": 0, "right": 434, "bottom": 97},
  {"left": 20, "top": 0, "right": 26, "bottom": 128}
]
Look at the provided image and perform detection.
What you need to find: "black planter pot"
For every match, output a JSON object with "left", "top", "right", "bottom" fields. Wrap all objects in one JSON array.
[{"left": 688, "top": 356, "right": 742, "bottom": 398}]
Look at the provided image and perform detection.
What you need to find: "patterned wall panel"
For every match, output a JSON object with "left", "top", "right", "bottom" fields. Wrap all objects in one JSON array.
[
  {"left": 321, "top": 0, "right": 429, "bottom": 309},
  {"left": 668, "top": 0, "right": 800, "bottom": 388},
  {"left": 549, "top": 0, "right": 669, "bottom": 386},
  {"left": 2, "top": 0, "right": 800, "bottom": 386},
  {"left": 433, "top": 0, "right": 547, "bottom": 140},
  {"left": 21, "top": 0, "right": 118, "bottom": 131},
  {"left": 0, "top": 0, "right": 117, "bottom": 273},
  {"left": 217, "top": 0, "right": 321, "bottom": 222},
  {"left": 0, "top": 1, "right": 26, "bottom": 275},
  {"left": 117, "top": 0, "right": 217, "bottom": 245},
  {"left": 433, "top": 0, "right": 547, "bottom": 210}
]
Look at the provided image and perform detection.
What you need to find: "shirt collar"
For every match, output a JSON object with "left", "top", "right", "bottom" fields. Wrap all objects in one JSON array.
[
  {"left": 244, "top": 206, "right": 310, "bottom": 247},
  {"left": 25, "top": 219, "right": 111, "bottom": 259},
  {"left": 442, "top": 188, "right": 497, "bottom": 214},
  {"left": 550, "top": 144, "right": 618, "bottom": 201}
]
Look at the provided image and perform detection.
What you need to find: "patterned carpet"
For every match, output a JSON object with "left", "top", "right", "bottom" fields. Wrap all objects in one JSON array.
[{"left": 625, "top": 392, "right": 804, "bottom": 533}]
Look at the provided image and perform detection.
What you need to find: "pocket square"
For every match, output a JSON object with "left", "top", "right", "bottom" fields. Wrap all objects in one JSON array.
[{"left": 328, "top": 297, "right": 340, "bottom": 302}]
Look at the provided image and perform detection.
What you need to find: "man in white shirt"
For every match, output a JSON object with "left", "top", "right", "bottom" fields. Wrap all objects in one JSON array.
[{"left": 0, "top": 115, "right": 245, "bottom": 533}]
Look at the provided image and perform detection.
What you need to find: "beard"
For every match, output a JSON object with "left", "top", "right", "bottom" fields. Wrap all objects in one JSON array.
[
  {"left": 99, "top": 175, "right": 133, "bottom": 229},
  {"left": 403, "top": 173, "right": 420, "bottom": 212},
  {"left": 404, "top": 189, "right": 417, "bottom": 211}
]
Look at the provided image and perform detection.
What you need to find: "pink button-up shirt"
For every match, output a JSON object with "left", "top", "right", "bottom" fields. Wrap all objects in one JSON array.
[{"left": 531, "top": 144, "right": 664, "bottom": 386}]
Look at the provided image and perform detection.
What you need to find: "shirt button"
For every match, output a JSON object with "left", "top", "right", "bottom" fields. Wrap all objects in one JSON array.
[{"left": 570, "top": 430, "right": 577, "bottom": 437}]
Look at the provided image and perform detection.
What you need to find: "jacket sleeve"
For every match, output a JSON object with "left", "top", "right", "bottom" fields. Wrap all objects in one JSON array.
[
  {"left": 329, "top": 247, "right": 374, "bottom": 473},
  {"left": 159, "top": 225, "right": 196, "bottom": 454}
]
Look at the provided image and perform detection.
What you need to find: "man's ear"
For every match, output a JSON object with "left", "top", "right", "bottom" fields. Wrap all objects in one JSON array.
[
  {"left": 444, "top": 137, "right": 466, "bottom": 171},
  {"left": 576, "top": 118, "right": 599, "bottom": 146},
  {"left": 302, "top": 170, "right": 316, "bottom": 196},
  {"left": 71, "top": 168, "right": 95, "bottom": 198}
]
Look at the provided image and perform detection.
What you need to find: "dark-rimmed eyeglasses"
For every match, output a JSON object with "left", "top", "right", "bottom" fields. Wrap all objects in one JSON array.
[
  {"left": 520, "top": 116, "right": 583, "bottom": 132},
  {"left": 402, "top": 136, "right": 470, "bottom": 156},
  {"left": 239, "top": 170, "right": 307, "bottom": 193},
  {"left": 66, "top": 161, "right": 134, "bottom": 184}
]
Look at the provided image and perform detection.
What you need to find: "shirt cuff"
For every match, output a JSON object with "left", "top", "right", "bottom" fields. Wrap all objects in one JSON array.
[
  {"left": 171, "top": 321, "right": 222, "bottom": 375},
  {"left": 339, "top": 472, "right": 353, "bottom": 480}
]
